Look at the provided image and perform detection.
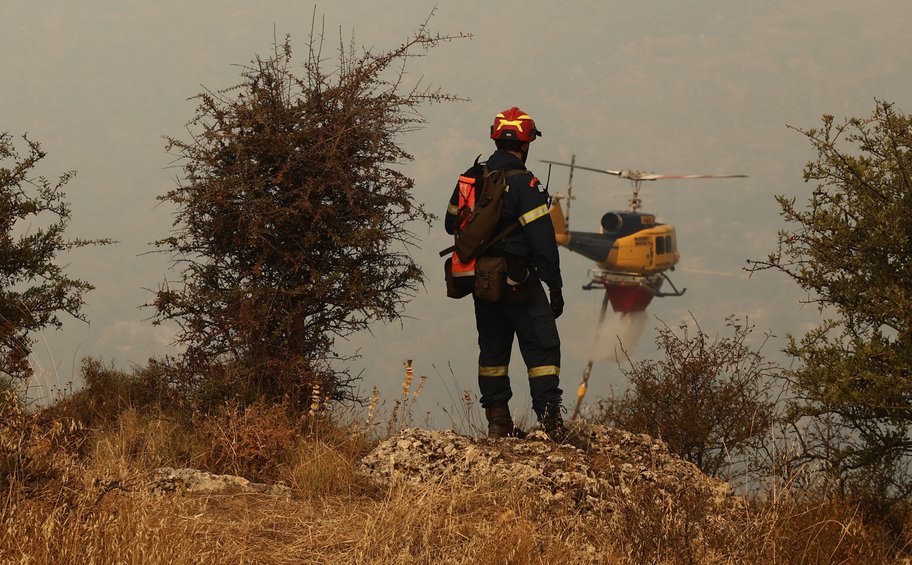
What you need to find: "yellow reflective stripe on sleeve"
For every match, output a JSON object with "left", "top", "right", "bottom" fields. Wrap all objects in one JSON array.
[
  {"left": 519, "top": 204, "right": 549, "bottom": 226},
  {"left": 447, "top": 203, "right": 459, "bottom": 215},
  {"left": 528, "top": 365, "right": 560, "bottom": 378},
  {"left": 478, "top": 365, "right": 509, "bottom": 377}
]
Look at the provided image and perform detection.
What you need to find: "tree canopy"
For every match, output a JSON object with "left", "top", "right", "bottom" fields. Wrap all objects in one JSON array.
[
  {"left": 153, "top": 24, "right": 466, "bottom": 407},
  {"left": 751, "top": 100, "right": 912, "bottom": 501},
  {"left": 0, "top": 134, "right": 109, "bottom": 383}
]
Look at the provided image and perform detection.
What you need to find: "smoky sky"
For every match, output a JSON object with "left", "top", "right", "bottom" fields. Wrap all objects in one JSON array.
[{"left": 2, "top": 0, "right": 909, "bottom": 423}]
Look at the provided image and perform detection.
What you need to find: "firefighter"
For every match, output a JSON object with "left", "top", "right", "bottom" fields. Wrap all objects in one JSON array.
[{"left": 444, "top": 107, "right": 568, "bottom": 440}]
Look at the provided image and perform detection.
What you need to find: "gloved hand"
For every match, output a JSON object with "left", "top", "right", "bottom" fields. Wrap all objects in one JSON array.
[{"left": 549, "top": 287, "right": 564, "bottom": 319}]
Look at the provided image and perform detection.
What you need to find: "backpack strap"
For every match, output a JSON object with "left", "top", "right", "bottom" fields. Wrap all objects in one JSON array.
[
  {"left": 438, "top": 168, "right": 530, "bottom": 257},
  {"left": 439, "top": 221, "right": 521, "bottom": 258}
]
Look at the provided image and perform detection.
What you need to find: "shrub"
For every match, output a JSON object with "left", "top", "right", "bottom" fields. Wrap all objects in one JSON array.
[
  {"left": 151, "top": 21, "right": 466, "bottom": 409},
  {"left": 0, "top": 134, "right": 110, "bottom": 383},
  {"left": 750, "top": 99, "right": 912, "bottom": 506},
  {"left": 597, "top": 315, "right": 778, "bottom": 479}
]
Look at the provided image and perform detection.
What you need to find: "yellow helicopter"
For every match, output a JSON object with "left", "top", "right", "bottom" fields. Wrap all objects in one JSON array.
[
  {"left": 540, "top": 156, "right": 747, "bottom": 419},
  {"left": 541, "top": 156, "right": 747, "bottom": 313}
]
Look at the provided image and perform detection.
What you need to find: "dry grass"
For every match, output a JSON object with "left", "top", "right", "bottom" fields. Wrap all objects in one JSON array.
[
  {"left": 1, "top": 364, "right": 909, "bottom": 564},
  {"left": 5, "top": 460, "right": 905, "bottom": 564},
  {"left": 2, "top": 466, "right": 621, "bottom": 564}
]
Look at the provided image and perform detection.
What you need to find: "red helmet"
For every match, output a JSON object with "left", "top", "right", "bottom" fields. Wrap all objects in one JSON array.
[{"left": 490, "top": 107, "right": 542, "bottom": 142}]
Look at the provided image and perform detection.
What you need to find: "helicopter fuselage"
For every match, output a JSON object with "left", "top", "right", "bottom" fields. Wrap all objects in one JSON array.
[
  {"left": 540, "top": 155, "right": 742, "bottom": 313},
  {"left": 550, "top": 204, "right": 679, "bottom": 277}
]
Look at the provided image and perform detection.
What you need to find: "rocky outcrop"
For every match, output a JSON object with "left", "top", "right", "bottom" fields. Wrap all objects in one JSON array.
[
  {"left": 148, "top": 467, "right": 292, "bottom": 496},
  {"left": 359, "top": 425, "right": 739, "bottom": 515}
]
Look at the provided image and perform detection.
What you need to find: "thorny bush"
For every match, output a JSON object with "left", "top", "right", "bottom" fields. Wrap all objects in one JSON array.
[
  {"left": 151, "top": 20, "right": 467, "bottom": 409},
  {"left": 0, "top": 134, "right": 110, "bottom": 382},
  {"left": 598, "top": 315, "right": 779, "bottom": 479}
]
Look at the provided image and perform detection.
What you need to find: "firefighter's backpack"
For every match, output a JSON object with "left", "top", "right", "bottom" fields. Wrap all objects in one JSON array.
[{"left": 450, "top": 165, "right": 527, "bottom": 263}]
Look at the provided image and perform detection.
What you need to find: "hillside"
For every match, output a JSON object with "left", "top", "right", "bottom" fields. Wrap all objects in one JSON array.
[{"left": 2, "top": 387, "right": 904, "bottom": 564}]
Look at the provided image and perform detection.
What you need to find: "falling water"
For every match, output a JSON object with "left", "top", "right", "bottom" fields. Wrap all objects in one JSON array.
[{"left": 589, "top": 310, "right": 648, "bottom": 363}]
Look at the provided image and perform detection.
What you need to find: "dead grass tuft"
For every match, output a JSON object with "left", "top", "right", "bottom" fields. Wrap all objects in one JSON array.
[
  {"left": 193, "top": 399, "right": 298, "bottom": 482},
  {"left": 743, "top": 491, "right": 907, "bottom": 563}
]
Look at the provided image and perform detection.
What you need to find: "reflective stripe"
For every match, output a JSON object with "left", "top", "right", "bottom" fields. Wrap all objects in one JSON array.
[
  {"left": 495, "top": 115, "right": 533, "bottom": 133},
  {"left": 528, "top": 365, "right": 560, "bottom": 378},
  {"left": 479, "top": 365, "right": 509, "bottom": 377},
  {"left": 458, "top": 175, "right": 476, "bottom": 185},
  {"left": 497, "top": 119, "right": 526, "bottom": 132},
  {"left": 497, "top": 113, "right": 532, "bottom": 120},
  {"left": 447, "top": 203, "right": 459, "bottom": 215},
  {"left": 452, "top": 269, "right": 475, "bottom": 277},
  {"left": 519, "top": 204, "right": 549, "bottom": 226}
]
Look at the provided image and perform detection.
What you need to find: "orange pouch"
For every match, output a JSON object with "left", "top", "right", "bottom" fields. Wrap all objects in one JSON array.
[{"left": 445, "top": 258, "right": 475, "bottom": 299}]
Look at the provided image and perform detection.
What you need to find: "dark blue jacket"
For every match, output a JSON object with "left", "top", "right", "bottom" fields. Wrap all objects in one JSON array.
[{"left": 445, "top": 149, "right": 562, "bottom": 290}]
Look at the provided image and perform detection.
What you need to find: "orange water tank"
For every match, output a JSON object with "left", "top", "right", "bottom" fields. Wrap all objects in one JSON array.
[{"left": 605, "top": 285, "right": 654, "bottom": 313}]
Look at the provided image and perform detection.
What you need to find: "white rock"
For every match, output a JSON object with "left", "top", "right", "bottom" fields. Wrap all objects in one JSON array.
[
  {"left": 359, "top": 424, "right": 743, "bottom": 519},
  {"left": 148, "top": 467, "right": 291, "bottom": 496}
]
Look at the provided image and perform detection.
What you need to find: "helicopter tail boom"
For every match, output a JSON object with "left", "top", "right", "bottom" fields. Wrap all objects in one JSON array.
[{"left": 549, "top": 199, "right": 571, "bottom": 246}]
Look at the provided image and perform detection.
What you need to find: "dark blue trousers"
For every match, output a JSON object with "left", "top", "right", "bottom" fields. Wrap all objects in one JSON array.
[{"left": 473, "top": 281, "right": 562, "bottom": 420}]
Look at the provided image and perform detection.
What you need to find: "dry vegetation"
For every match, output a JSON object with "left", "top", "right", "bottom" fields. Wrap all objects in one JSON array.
[{"left": 0, "top": 361, "right": 907, "bottom": 564}]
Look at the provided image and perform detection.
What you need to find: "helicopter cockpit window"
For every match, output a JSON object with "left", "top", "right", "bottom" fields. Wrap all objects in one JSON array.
[
  {"left": 656, "top": 236, "right": 665, "bottom": 255},
  {"left": 665, "top": 235, "right": 673, "bottom": 253},
  {"left": 601, "top": 213, "right": 622, "bottom": 234}
]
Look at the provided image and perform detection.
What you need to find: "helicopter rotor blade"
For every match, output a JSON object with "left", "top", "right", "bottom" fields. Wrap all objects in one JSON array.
[
  {"left": 541, "top": 160, "right": 748, "bottom": 182},
  {"left": 636, "top": 173, "right": 749, "bottom": 181},
  {"left": 540, "top": 160, "right": 624, "bottom": 177}
]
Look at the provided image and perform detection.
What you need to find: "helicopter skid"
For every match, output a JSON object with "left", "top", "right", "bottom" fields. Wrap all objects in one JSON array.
[
  {"left": 583, "top": 269, "right": 685, "bottom": 312},
  {"left": 581, "top": 269, "right": 661, "bottom": 312}
]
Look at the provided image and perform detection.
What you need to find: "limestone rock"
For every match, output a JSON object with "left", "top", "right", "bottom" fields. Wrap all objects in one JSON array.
[
  {"left": 359, "top": 425, "right": 740, "bottom": 515},
  {"left": 148, "top": 467, "right": 292, "bottom": 496}
]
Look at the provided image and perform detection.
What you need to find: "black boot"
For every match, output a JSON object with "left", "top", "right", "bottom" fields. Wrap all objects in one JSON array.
[
  {"left": 539, "top": 409, "right": 570, "bottom": 443},
  {"left": 539, "top": 407, "right": 587, "bottom": 449},
  {"left": 485, "top": 405, "right": 527, "bottom": 438}
]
